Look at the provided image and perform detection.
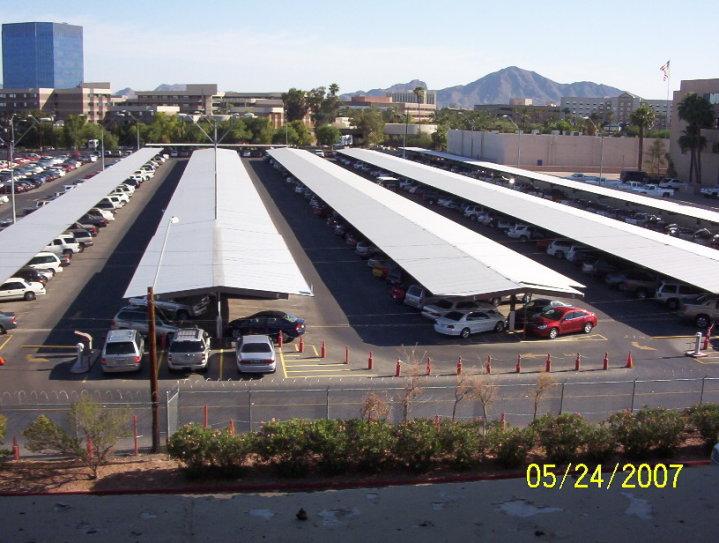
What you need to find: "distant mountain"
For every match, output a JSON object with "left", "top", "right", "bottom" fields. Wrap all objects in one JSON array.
[
  {"left": 343, "top": 67, "right": 624, "bottom": 108},
  {"left": 114, "top": 87, "right": 136, "bottom": 97},
  {"left": 154, "top": 84, "right": 186, "bottom": 92}
]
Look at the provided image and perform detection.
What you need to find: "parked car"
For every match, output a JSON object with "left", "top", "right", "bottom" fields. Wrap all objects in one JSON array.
[
  {"left": 546, "top": 240, "right": 573, "bottom": 259},
  {"left": 26, "top": 252, "right": 64, "bottom": 275},
  {"left": 403, "top": 284, "right": 436, "bottom": 309},
  {"left": 433, "top": 310, "right": 506, "bottom": 338},
  {"left": 235, "top": 335, "right": 276, "bottom": 374},
  {"left": 0, "top": 278, "right": 46, "bottom": 302},
  {"left": 0, "top": 311, "right": 17, "bottom": 334},
  {"left": 67, "top": 229, "right": 94, "bottom": 248},
  {"left": 100, "top": 329, "right": 144, "bottom": 374},
  {"left": 516, "top": 299, "right": 572, "bottom": 326},
  {"left": 127, "top": 295, "right": 210, "bottom": 320},
  {"left": 526, "top": 306, "right": 598, "bottom": 339},
  {"left": 225, "top": 311, "right": 306, "bottom": 342},
  {"left": 654, "top": 282, "right": 705, "bottom": 310},
  {"left": 111, "top": 306, "right": 179, "bottom": 337},
  {"left": 506, "top": 224, "right": 543, "bottom": 242},
  {"left": 618, "top": 271, "right": 660, "bottom": 299},
  {"left": 44, "top": 235, "right": 81, "bottom": 256},
  {"left": 582, "top": 258, "right": 619, "bottom": 278},
  {"left": 355, "top": 241, "right": 378, "bottom": 258},
  {"left": 13, "top": 267, "right": 49, "bottom": 286},
  {"left": 680, "top": 295, "right": 719, "bottom": 328},
  {"left": 79, "top": 213, "right": 109, "bottom": 227},
  {"left": 421, "top": 298, "right": 495, "bottom": 320},
  {"left": 167, "top": 328, "right": 211, "bottom": 372}
]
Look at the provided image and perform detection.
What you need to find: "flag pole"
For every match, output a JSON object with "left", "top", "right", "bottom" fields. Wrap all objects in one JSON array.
[{"left": 665, "top": 60, "right": 671, "bottom": 131}]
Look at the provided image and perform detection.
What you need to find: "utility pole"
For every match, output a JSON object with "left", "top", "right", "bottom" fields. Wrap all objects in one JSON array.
[{"left": 147, "top": 285, "right": 160, "bottom": 452}]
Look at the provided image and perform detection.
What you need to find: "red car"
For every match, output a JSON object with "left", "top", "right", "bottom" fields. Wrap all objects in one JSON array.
[{"left": 526, "top": 306, "right": 597, "bottom": 339}]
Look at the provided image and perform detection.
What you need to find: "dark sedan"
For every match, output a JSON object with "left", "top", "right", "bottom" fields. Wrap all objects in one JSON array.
[
  {"left": 225, "top": 311, "right": 306, "bottom": 342},
  {"left": 516, "top": 298, "right": 572, "bottom": 327},
  {"left": 13, "top": 267, "right": 49, "bottom": 286},
  {"left": 0, "top": 311, "right": 17, "bottom": 334}
]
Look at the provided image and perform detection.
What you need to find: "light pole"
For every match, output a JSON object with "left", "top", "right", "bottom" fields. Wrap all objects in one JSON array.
[
  {"left": 2, "top": 114, "right": 42, "bottom": 224},
  {"left": 147, "top": 215, "right": 179, "bottom": 452},
  {"left": 583, "top": 116, "right": 604, "bottom": 181},
  {"left": 502, "top": 115, "right": 521, "bottom": 168},
  {"left": 99, "top": 120, "right": 106, "bottom": 170},
  {"left": 402, "top": 111, "right": 409, "bottom": 158}
]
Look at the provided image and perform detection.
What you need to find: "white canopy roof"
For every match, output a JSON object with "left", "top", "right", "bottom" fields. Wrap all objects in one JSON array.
[
  {"left": 0, "top": 148, "right": 160, "bottom": 285},
  {"left": 123, "top": 148, "right": 312, "bottom": 299},
  {"left": 341, "top": 148, "right": 719, "bottom": 294},
  {"left": 269, "top": 148, "right": 583, "bottom": 298},
  {"left": 402, "top": 147, "right": 719, "bottom": 225}
]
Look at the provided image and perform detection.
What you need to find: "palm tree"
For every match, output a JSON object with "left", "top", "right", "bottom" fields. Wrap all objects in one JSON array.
[
  {"left": 413, "top": 86, "right": 426, "bottom": 123},
  {"left": 629, "top": 104, "right": 655, "bottom": 171},
  {"left": 677, "top": 93, "right": 715, "bottom": 185}
]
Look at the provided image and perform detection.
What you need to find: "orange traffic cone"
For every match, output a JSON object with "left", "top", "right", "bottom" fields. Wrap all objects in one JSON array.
[{"left": 625, "top": 352, "right": 634, "bottom": 369}]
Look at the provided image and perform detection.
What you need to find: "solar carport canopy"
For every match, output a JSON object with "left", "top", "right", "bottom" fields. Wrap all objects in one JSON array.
[
  {"left": 403, "top": 147, "right": 719, "bottom": 226},
  {"left": 0, "top": 148, "right": 159, "bottom": 284},
  {"left": 269, "top": 148, "right": 583, "bottom": 298},
  {"left": 340, "top": 148, "right": 719, "bottom": 294},
  {"left": 124, "top": 148, "right": 312, "bottom": 299}
]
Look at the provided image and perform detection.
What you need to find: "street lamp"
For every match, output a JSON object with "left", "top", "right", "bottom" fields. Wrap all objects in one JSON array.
[
  {"left": 147, "top": 215, "right": 179, "bottom": 452},
  {"left": 1, "top": 114, "right": 43, "bottom": 224},
  {"left": 583, "top": 116, "right": 605, "bottom": 182},
  {"left": 502, "top": 115, "right": 521, "bottom": 168}
]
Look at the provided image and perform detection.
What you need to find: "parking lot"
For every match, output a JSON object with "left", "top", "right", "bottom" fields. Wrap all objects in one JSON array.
[{"left": 1, "top": 151, "right": 719, "bottom": 400}]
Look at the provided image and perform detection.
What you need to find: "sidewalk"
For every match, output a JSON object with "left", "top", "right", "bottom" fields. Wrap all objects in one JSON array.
[{"left": 1, "top": 466, "right": 717, "bottom": 542}]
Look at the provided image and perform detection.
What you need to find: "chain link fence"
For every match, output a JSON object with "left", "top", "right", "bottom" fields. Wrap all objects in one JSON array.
[{"left": 2, "top": 377, "right": 719, "bottom": 457}]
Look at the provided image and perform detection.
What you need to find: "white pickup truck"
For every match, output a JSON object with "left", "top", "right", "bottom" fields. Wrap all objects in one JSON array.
[
  {"left": 701, "top": 186, "right": 719, "bottom": 199},
  {"left": 625, "top": 182, "right": 674, "bottom": 197}
]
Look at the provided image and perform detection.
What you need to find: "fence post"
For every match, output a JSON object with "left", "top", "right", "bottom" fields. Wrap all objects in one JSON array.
[
  {"left": 325, "top": 387, "right": 330, "bottom": 419},
  {"left": 132, "top": 414, "right": 139, "bottom": 455},
  {"left": 699, "top": 376, "right": 706, "bottom": 405},
  {"left": 203, "top": 404, "right": 209, "bottom": 428},
  {"left": 630, "top": 379, "right": 638, "bottom": 412},
  {"left": 248, "top": 390, "right": 253, "bottom": 432},
  {"left": 559, "top": 382, "right": 565, "bottom": 414}
]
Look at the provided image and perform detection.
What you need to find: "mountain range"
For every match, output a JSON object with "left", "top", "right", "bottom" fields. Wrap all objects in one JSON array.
[
  {"left": 113, "top": 84, "right": 187, "bottom": 97},
  {"left": 343, "top": 66, "right": 625, "bottom": 108}
]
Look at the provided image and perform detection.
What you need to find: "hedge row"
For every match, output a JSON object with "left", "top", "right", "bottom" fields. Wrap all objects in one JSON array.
[{"left": 167, "top": 405, "right": 719, "bottom": 478}]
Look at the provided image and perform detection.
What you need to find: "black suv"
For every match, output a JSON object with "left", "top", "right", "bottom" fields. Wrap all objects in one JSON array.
[{"left": 225, "top": 311, "right": 306, "bottom": 342}]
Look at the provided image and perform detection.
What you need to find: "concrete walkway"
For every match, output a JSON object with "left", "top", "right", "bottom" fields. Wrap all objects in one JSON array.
[{"left": 2, "top": 466, "right": 717, "bottom": 542}]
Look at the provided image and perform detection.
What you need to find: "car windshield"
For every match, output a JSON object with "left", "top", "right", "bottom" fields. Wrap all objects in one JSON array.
[
  {"left": 542, "top": 309, "right": 565, "bottom": 321},
  {"left": 170, "top": 341, "right": 204, "bottom": 353},
  {"left": 435, "top": 300, "right": 453, "bottom": 310},
  {"left": 443, "top": 311, "right": 464, "bottom": 321},
  {"left": 105, "top": 342, "right": 136, "bottom": 355},
  {"left": 241, "top": 343, "right": 272, "bottom": 353}
]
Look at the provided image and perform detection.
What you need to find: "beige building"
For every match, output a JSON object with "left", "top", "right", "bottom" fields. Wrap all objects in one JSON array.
[
  {"left": 561, "top": 92, "right": 672, "bottom": 130},
  {"left": 125, "top": 84, "right": 218, "bottom": 115},
  {"left": 387, "top": 89, "right": 437, "bottom": 105},
  {"left": 214, "top": 92, "right": 285, "bottom": 128},
  {"left": 669, "top": 78, "right": 719, "bottom": 187},
  {"left": 448, "top": 129, "right": 667, "bottom": 173},
  {"left": 384, "top": 123, "right": 437, "bottom": 136},
  {"left": 0, "top": 87, "right": 54, "bottom": 114},
  {"left": 0, "top": 83, "right": 112, "bottom": 122}
]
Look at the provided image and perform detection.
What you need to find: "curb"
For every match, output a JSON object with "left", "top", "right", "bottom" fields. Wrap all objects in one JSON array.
[{"left": 0, "top": 459, "right": 710, "bottom": 497}]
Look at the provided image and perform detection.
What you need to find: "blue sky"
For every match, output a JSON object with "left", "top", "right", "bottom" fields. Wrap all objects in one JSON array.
[{"left": 1, "top": 0, "right": 717, "bottom": 97}]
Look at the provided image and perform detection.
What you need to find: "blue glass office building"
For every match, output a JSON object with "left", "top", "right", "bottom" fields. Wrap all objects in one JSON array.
[{"left": 2, "top": 22, "right": 83, "bottom": 88}]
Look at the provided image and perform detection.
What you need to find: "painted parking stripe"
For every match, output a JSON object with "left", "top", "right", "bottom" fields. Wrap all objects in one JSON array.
[
  {"left": 519, "top": 333, "right": 608, "bottom": 344},
  {"left": 0, "top": 335, "right": 13, "bottom": 351},
  {"left": 284, "top": 363, "right": 349, "bottom": 368},
  {"left": 22, "top": 344, "right": 77, "bottom": 349},
  {"left": 286, "top": 367, "right": 352, "bottom": 373}
]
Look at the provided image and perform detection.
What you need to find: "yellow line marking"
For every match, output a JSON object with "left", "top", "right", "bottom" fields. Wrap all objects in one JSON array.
[
  {"left": 521, "top": 333, "right": 607, "bottom": 344},
  {"left": 284, "top": 363, "right": 349, "bottom": 368},
  {"left": 693, "top": 356, "right": 719, "bottom": 364},
  {"left": 651, "top": 335, "right": 696, "bottom": 340},
  {"left": 22, "top": 344, "right": 76, "bottom": 349},
  {"left": 631, "top": 340, "right": 656, "bottom": 351},
  {"left": 26, "top": 354, "right": 49, "bottom": 362},
  {"left": 312, "top": 345, "right": 319, "bottom": 357},
  {"left": 0, "top": 335, "right": 13, "bottom": 351},
  {"left": 286, "top": 367, "right": 352, "bottom": 373},
  {"left": 280, "top": 348, "right": 288, "bottom": 379}
]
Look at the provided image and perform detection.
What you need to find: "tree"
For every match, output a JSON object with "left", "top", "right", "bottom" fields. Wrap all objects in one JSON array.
[
  {"left": 532, "top": 374, "right": 555, "bottom": 421},
  {"left": 350, "top": 109, "right": 385, "bottom": 146},
  {"left": 218, "top": 117, "right": 252, "bottom": 143},
  {"left": 647, "top": 139, "right": 668, "bottom": 177},
  {"left": 307, "top": 83, "right": 342, "bottom": 128},
  {"left": 677, "top": 93, "right": 715, "bottom": 186},
  {"left": 62, "top": 114, "right": 87, "bottom": 149},
  {"left": 282, "top": 88, "right": 309, "bottom": 122},
  {"left": 244, "top": 116, "right": 275, "bottom": 144},
  {"left": 315, "top": 124, "right": 340, "bottom": 146},
  {"left": 630, "top": 104, "right": 656, "bottom": 171},
  {"left": 23, "top": 397, "right": 130, "bottom": 478},
  {"left": 360, "top": 392, "right": 390, "bottom": 421},
  {"left": 272, "top": 120, "right": 313, "bottom": 146}
]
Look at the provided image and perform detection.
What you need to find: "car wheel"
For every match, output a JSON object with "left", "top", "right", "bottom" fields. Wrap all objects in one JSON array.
[
  {"left": 49, "top": 268, "right": 56, "bottom": 276},
  {"left": 696, "top": 314, "right": 711, "bottom": 329},
  {"left": 548, "top": 327, "right": 559, "bottom": 339},
  {"left": 494, "top": 321, "right": 506, "bottom": 333},
  {"left": 176, "top": 310, "right": 189, "bottom": 321},
  {"left": 583, "top": 322, "right": 593, "bottom": 334},
  {"left": 555, "top": 251, "right": 564, "bottom": 259},
  {"left": 491, "top": 297, "right": 500, "bottom": 307},
  {"left": 460, "top": 327, "right": 471, "bottom": 339},
  {"left": 24, "top": 291, "right": 36, "bottom": 301},
  {"left": 667, "top": 299, "right": 679, "bottom": 310}
]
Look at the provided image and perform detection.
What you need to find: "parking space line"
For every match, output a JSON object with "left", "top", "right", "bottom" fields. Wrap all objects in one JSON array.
[
  {"left": 26, "top": 354, "right": 50, "bottom": 362},
  {"left": 284, "top": 363, "right": 349, "bottom": 368},
  {"left": 651, "top": 335, "right": 696, "bottom": 340},
  {"left": 520, "top": 333, "right": 608, "bottom": 344},
  {"left": 312, "top": 344, "right": 319, "bottom": 357},
  {"left": 0, "top": 335, "right": 13, "bottom": 351},
  {"left": 286, "top": 367, "right": 352, "bottom": 373},
  {"left": 279, "top": 349, "right": 288, "bottom": 379},
  {"left": 21, "top": 344, "right": 77, "bottom": 349}
]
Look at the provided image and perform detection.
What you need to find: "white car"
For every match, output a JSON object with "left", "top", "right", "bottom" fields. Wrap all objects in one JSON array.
[
  {"left": 109, "top": 191, "right": 130, "bottom": 204},
  {"left": 506, "top": 224, "right": 536, "bottom": 241},
  {"left": 89, "top": 207, "right": 115, "bottom": 221},
  {"left": 26, "top": 252, "right": 64, "bottom": 275},
  {"left": 659, "top": 178, "right": 685, "bottom": 190},
  {"left": 0, "top": 277, "right": 46, "bottom": 302},
  {"left": 236, "top": 335, "right": 276, "bottom": 374},
  {"left": 44, "top": 235, "right": 81, "bottom": 256},
  {"left": 434, "top": 310, "right": 506, "bottom": 338},
  {"left": 422, "top": 298, "right": 496, "bottom": 320},
  {"left": 546, "top": 240, "right": 573, "bottom": 259}
]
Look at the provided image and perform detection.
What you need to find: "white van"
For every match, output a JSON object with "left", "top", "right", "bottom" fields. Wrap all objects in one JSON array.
[{"left": 27, "top": 252, "right": 64, "bottom": 275}]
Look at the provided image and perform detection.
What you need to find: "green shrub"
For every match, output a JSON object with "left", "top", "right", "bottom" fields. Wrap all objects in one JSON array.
[
  {"left": 394, "top": 419, "right": 441, "bottom": 472},
  {"left": 583, "top": 424, "right": 617, "bottom": 463},
  {"left": 685, "top": 404, "right": 719, "bottom": 448},
  {"left": 306, "top": 419, "right": 350, "bottom": 475},
  {"left": 438, "top": 420, "right": 486, "bottom": 469},
  {"left": 345, "top": 419, "right": 396, "bottom": 472},
  {"left": 491, "top": 426, "right": 535, "bottom": 468},
  {"left": 167, "top": 424, "right": 216, "bottom": 475},
  {"left": 608, "top": 408, "right": 684, "bottom": 458},
  {"left": 206, "top": 431, "right": 254, "bottom": 477},
  {"left": 531, "top": 414, "right": 591, "bottom": 463},
  {"left": 255, "top": 419, "right": 314, "bottom": 477}
]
